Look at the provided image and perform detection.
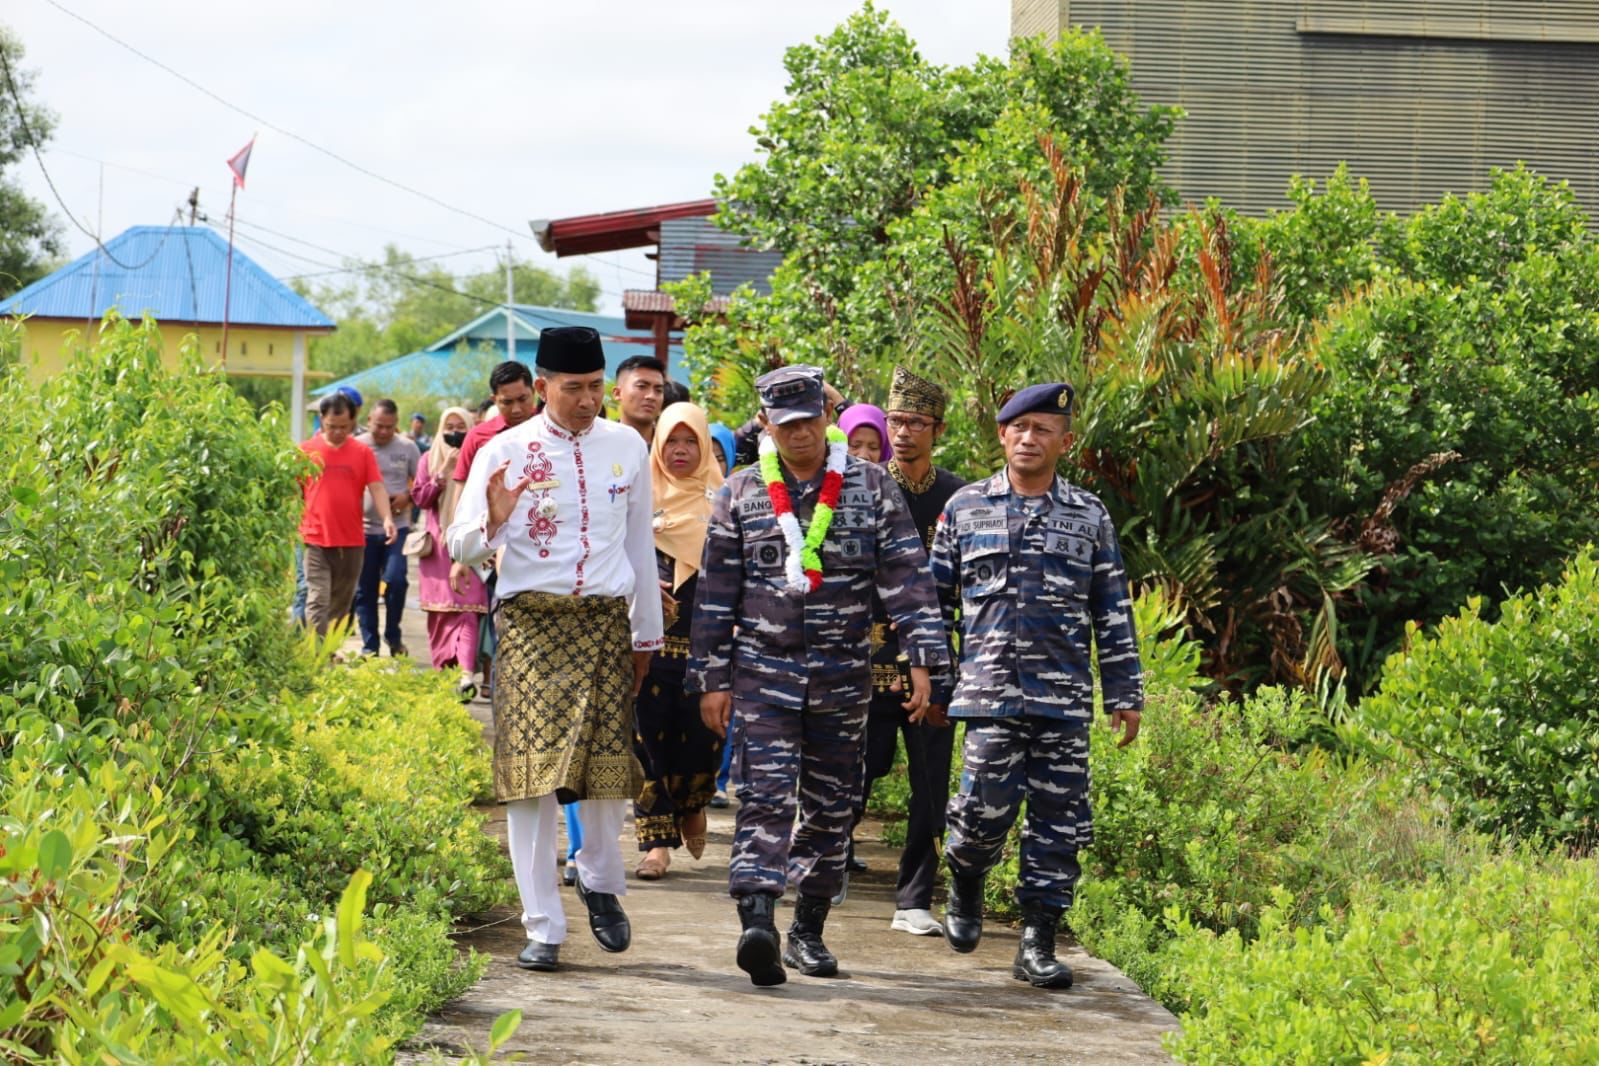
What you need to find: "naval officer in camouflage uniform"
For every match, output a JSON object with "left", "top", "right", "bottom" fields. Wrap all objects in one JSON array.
[
  {"left": 687, "top": 365, "right": 949, "bottom": 987},
  {"left": 930, "top": 382, "right": 1144, "bottom": 990}
]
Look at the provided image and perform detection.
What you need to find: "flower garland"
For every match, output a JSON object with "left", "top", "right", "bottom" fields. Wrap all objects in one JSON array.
[{"left": 759, "top": 426, "right": 847, "bottom": 593}]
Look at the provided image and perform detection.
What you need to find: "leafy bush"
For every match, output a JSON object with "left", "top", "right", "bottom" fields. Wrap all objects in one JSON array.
[
  {"left": 210, "top": 661, "right": 507, "bottom": 923},
  {"left": 1167, "top": 854, "right": 1599, "bottom": 1065},
  {"left": 1269, "top": 166, "right": 1599, "bottom": 686},
  {"left": 0, "top": 319, "right": 508, "bottom": 1060},
  {"left": 1359, "top": 548, "right": 1599, "bottom": 847}
]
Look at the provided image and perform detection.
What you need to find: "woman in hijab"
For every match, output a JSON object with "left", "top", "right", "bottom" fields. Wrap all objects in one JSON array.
[
  {"left": 633, "top": 403, "right": 726, "bottom": 879},
  {"left": 708, "top": 421, "right": 736, "bottom": 476},
  {"left": 410, "top": 406, "right": 489, "bottom": 697},
  {"left": 838, "top": 403, "right": 893, "bottom": 464}
]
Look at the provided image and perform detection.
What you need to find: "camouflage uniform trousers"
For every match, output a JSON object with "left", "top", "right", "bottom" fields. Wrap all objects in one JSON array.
[
  {"left": 727, "top": 695, "right": 868, "bottom": 900},
  {"left": 944, "top": 717, "right": 1091, "bottom": 912}
]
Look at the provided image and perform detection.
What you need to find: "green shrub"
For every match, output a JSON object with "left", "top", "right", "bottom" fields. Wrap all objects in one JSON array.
[
  {"left": 1167, "top": 854, "right": 1599, "bottom": 1065},
  {"left": 1065, "top": 685, "right": 1480, "bottom": 1011},
  {"left": 1292, "top": 168, "right": 1599, "bottom": 686},
  {"left": 1058, "top": 591, "right": 1486, "bottom": 1012},
  {"left": 0, "top": 320, "right": 508, "bottom": 1060},
  {"left": 1359, "top": 547, "right": 1599, "bottom": 846},
  {"left": 210, "top": 661, "right": 509, "bottom": 924}
]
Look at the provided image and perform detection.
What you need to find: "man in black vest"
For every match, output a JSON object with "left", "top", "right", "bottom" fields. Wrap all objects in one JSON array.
[{"left": 845, "top": 365, "right": 968, "bottom": 934}]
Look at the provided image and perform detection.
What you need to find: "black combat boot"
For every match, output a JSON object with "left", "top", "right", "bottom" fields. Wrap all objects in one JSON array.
[
  {"left": 735, "top": 894, "right": 787, "bottom": 987},
  {"left": 782, "top": 895, "right": 839, "bottom": 977},
  {"left": 1012, "top": 902, "right": 1073, "bottom": 989},
  {"left": 943, "top": 866, "right": 985, "bottom": 954}
]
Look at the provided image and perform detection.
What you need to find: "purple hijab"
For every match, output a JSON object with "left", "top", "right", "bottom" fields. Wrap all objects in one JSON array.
[{"left": 838, "top": 403, "right": 892, "bottom": 463}]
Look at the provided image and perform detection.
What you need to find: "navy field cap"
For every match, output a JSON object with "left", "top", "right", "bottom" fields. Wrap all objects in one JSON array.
[
  {"left": 756, "top": 365, "right": 827, "bottom": 425},
  {"left": 997, "top": 382, "right": 1075, "bottom": 423}
]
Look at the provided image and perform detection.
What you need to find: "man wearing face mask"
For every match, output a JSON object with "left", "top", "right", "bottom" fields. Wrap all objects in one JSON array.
[{"left": 448, "top": 326, "right": 663, "bottom": 975}]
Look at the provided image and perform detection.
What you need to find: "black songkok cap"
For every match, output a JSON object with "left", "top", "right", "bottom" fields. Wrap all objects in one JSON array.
[{"left": 535, "top": 326, "right": 605, "bottom": 374}]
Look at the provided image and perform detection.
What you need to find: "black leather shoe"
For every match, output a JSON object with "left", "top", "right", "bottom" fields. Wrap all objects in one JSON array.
[
  {"left": 847, "top": 854, "right": 869, "bottom": 873},
  {"left": 782, "top": 895, "right": 839, "bottom": 977},
  {"left": 943, "top": 865, "right": 985, "bottom": 954},
  {"left": 561, "top": 863, "right": 577, "bottom": 887},
  {"left": 735, "top": 894, "right": 787, "bottom": 987},
  {"left": 1012, "top": 903, "right": 1073, "bottom": 989},
  {"left": 573, "top": 873, "right": 631, "bottom": 953},
  {"left": 516, "top": 941, "right": 559, "bottom": 972}
]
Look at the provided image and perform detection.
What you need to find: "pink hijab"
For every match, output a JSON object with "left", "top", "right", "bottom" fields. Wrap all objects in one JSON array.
[{"left": 838, "top": 403, "right": 892, "bottom": 463}]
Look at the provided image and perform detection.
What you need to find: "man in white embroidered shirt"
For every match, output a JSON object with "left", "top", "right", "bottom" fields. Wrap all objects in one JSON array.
[{"left": 448, "top": 326, "right": 664, "bottom": 974}]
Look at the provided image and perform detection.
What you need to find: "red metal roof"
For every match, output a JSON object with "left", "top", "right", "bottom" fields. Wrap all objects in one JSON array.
[
  {"left": 530, "top": 198, "right": 718, "bottom": 256},
  {"left": 621, "top": 288, "right": 731, "bottom": 331}
]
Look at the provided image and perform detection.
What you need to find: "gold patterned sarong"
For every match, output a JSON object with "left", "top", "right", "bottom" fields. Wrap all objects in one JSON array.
[{"left": 491, "top": 591, "right": 643, "bottom": 803}]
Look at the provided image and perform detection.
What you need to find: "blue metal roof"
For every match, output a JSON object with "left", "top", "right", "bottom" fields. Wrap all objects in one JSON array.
[
  {"left": 312, "top": 305, "right": 687, "bottom": 400},
  {"left": 0, "top": 225, "right": 334, "bottom": 329}
]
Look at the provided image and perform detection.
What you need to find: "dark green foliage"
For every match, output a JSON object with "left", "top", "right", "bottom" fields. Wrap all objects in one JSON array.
[
  {"left": 0, "top": 319, "right": 507, "bottom": 1060},
  {"left": 682, "top": 4, "right": 1175, "bottom": 419},
  {"left": 1360, "top": 549, "right": 1599, "bottom": 847},
  {"left": 0, "top": 25, "right": 64, "bottom": 298},
  {"left": 1275, "top": 167, "right": 1599, "bottom": 684}
]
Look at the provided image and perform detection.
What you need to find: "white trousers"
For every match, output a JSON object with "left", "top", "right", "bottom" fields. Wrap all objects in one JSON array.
[{"left": 505, "top": 794, "right": 628, "bottom": 944}]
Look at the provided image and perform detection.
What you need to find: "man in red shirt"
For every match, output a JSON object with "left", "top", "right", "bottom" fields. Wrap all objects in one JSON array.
[{"left": 301, "top": 391, "right": 396, "bottom": 638}]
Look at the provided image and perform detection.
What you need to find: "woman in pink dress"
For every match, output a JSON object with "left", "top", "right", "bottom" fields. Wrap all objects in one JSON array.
[{"left": 410, "top": 405, "right": 488, "bottom": 696}]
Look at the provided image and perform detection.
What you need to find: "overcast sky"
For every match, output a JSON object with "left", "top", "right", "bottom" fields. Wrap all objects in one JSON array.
[{"left": 6, "top": 1, "right": 1009, "bottom": 315}]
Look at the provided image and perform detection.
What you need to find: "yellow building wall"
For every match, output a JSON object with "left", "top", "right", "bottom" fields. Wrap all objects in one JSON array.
[{"left": 7, "top": 318, "right": 324, "bottom": 380}]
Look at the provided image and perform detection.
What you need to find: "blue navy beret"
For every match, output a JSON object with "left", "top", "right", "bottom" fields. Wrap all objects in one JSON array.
[
  {"left": 997, "top": 382, "right": 1074, "bottom": 423},
  {"left": 337, "top": 385, "right": 364, "bottom": 408}
]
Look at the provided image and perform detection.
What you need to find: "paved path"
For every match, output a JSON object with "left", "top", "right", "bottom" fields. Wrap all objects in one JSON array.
[{"left": 375, "top": 574, "right": 1178, "bottom": 1065}]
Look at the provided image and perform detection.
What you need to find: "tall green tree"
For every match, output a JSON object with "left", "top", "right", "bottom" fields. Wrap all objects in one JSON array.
[
  {"left": 678, "top": 4, "right": 1176, "bottom": 418},
  {"left": 0, "top": 25, "right": 64, "bottom": 298}
]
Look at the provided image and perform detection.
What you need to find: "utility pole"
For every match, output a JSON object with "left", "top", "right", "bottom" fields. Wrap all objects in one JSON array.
[
  {"left": 187, "top": 187, "right": 200, "bottom": 225},
  {"left": 505, "top": 239, "right": 516, "bottom": 361}
]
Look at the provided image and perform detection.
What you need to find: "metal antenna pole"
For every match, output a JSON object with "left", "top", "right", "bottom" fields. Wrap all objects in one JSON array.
[{"left": 505, "top": 239, "right": 516, "bottom": 361}]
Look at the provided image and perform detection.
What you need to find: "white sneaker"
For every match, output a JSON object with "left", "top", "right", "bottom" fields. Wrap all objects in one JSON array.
[{"left": 891, "top": 908, "right": 944, "bottom": 936}]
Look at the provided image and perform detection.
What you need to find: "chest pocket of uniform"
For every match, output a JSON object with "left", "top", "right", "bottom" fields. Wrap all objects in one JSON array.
[
  {"left": 822, "top": 526, "right": 876, "bottom": 571},
  {"left": 1039, "top": 528, "right": 1093, "bottom": 604},
  {"left": 743, "top": 523, "right": 789, "bottom": 580},
  {"left": 961, "top": 538, "right": 1009, "bottom": 601}
]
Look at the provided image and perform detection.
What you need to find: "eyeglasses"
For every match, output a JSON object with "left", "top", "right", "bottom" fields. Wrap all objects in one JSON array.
[{"left": 886, "top": 415, "right": 937, "bottom": 433}]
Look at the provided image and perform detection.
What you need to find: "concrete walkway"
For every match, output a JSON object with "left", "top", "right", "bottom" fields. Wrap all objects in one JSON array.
[{"left": 377, "top": 578, "right": 1179, "bottom": 1065}]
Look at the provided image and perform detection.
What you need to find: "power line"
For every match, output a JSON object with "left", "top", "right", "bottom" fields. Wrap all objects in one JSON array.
[
  {"left": 220, "top": 226, "right": 505, "bottom": 312},
  {"left": 0, "top": 42, "right": 172, "bottom": 271},
  {"left": 45, "top": 145, "right": 490, "bottom": 252},
  {"left": 41, "top": 0, "right": 535, "bottom": 243}
]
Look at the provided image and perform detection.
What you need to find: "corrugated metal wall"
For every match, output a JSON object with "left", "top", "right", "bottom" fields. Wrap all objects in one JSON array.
[
  {"left": 657, "top": 218, "right": 784, "bottom": 295},
  {"left": 1020, "top": 1, "right": 1599, "bottom": 219},
  {"left": 1012, "top": 0, "right": 1070, "bottom": 41}
]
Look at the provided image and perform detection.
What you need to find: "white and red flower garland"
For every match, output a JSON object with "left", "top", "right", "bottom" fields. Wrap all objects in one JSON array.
[{"left": 759, "top": 426, "right": 847, "bottom": 592}]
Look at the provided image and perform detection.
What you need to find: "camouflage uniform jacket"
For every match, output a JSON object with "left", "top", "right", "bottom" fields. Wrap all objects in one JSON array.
[
  {"left": 686, "top": 455, "right": 949, "bottom": 710},
  {"left": 930, "top": 470, "right": 1143, "bottom": 722}
]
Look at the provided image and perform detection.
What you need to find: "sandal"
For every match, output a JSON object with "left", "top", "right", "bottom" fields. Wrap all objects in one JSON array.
[
  {"left": 636, "top": 854, "right": 669, "bottom": 881},
  {"left": 680, "top": 811, "right": 708, "bottom": 861}
]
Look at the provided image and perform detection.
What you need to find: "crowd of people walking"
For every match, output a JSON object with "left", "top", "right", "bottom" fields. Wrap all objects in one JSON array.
[{"left": 294, "top": 327, "right": 1144, "bottom": 991}]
